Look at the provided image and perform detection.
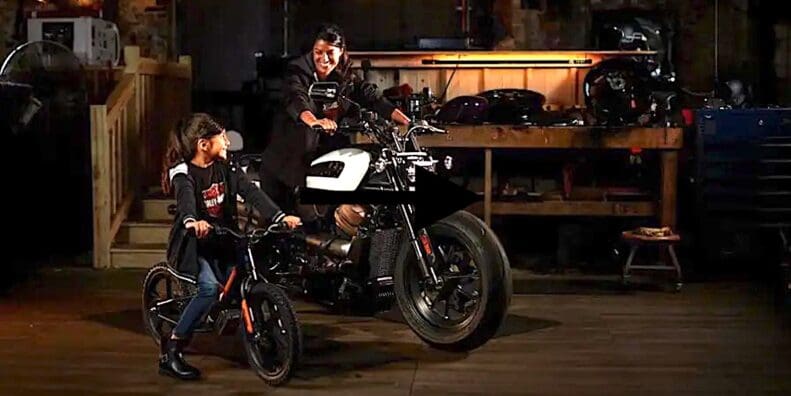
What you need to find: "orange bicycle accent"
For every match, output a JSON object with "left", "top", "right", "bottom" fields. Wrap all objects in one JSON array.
[
  {"left": 219, "top": 267, "right": 238, "bottom": 300},
  {"left": 241, "top": 298, "right": 254, "bottom": 334}
]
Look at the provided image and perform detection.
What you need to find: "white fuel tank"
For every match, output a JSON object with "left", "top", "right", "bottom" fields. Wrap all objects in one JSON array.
[{"left": 306, "top": 148, "right": 371, "bottom": 191}]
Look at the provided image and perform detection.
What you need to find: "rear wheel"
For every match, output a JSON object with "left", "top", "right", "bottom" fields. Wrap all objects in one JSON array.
[
  {"left": 141, "top": 264, "right": 194, "bottom": 345},
  {"left": 241, "top": 282, "right": 302, "bottom": 386}
]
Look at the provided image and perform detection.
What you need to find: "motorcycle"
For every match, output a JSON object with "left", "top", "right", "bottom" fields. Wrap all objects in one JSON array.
[{"left": 243, "top": 81, "right": 512, "bottom": 351}]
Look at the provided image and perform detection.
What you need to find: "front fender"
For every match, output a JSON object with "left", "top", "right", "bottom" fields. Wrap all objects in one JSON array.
[{"left": 240, "top": 276, "right": 269, "bottom": 301}]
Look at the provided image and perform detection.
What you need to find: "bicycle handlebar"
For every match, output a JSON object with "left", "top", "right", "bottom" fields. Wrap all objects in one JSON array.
[{"left": 206, "top": 221, "right": 293, "bottom": 241}]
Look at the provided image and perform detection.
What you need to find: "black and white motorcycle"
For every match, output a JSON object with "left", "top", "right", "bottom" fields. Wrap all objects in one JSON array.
[{"left": 239, "top": 81, "right": 512, "bottom": 351}]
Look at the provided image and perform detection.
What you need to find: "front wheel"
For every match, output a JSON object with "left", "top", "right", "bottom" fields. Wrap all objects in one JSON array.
[
  {"left": 394, "top": 210, "right": 512, "bottom": 351},
  {"left": 241, "top": 282, "right": 302, "bottom": 386}
]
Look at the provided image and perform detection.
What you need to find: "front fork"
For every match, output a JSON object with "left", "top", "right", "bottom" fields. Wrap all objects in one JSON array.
[
  {"left": 238, "top": 242, "right": 263, "bottom": 335},
  {"left": 399, "top": 203, "right": 442, "bottom": 287},
  {"left": 385, "top": 151, "right": 443, "bottom": 287}
]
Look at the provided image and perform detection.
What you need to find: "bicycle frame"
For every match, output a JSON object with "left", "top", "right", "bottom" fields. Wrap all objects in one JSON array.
[{"left": 152, "top": 225, "right": 284, "bottom": 335}]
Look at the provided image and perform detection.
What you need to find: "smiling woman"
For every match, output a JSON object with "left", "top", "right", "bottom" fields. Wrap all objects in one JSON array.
[{"left": 259, "top": 23, "right": 411, "bottom": 223}]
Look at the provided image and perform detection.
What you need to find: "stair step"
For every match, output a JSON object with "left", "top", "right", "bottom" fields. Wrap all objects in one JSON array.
[
  {"left": 111, "top": 243, "right": 166, "bottom": 268},
  {"left": 141, "top": 198, "right": 175, "bottom": 221},
  {"left": 117, "top": 221, "right": 171, "bottom": 244}
]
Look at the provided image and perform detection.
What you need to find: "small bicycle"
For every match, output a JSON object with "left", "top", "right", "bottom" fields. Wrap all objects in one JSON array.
[{"left": 142, "top": 222, "right": 302, "bottom": 386}]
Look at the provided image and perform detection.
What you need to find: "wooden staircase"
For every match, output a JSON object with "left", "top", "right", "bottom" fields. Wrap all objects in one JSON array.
[
  {"left": 109, "top": 194, "right": 173, "bottom": 268},
  {"left": 90, "top": 46, "right": 192, "bottom": 269}
]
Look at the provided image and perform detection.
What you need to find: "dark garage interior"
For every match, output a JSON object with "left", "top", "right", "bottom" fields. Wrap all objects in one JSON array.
[{"left": 1, "top": 0, "right": 790, "bottom": 394}]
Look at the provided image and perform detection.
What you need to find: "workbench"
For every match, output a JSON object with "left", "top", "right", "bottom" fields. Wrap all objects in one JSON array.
[{"left": 407, "top": 125, "right": 683, "bottom": 227}]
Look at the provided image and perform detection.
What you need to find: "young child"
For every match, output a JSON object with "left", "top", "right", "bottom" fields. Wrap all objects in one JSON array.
[{"left": 160, "top": 113, "right": 301, "bottom": 380}]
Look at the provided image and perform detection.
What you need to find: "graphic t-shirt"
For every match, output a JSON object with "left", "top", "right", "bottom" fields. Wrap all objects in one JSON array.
[
  {"left": 188, "top": 162, "right": 226, "bottom": 219},
  {"left": 322, "top": 101, "right": 341, "bottom": 121}
]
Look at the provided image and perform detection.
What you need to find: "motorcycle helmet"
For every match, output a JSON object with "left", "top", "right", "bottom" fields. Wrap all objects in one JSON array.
[
  {"left": 583, "top": 58, "right": 654, "bottom": 125},
  {"left": 433, "top": 95, "right": 489, "bottom": 125},
  {"left": 716, "top": 79, "right": 753, "bottom": 109},
  {"left": 477, "top": 89, "right": 546, "bottom": 125}
]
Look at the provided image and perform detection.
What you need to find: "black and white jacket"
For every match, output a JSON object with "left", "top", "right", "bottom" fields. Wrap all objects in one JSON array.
[{"left": 165, "top": 160, "right": 284, "bottom": 279}]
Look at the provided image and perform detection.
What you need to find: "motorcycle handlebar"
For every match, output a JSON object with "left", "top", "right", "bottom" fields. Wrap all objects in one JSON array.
[
  {"left": 313, "top": 120, "right": 446, "bottom": 137},
  {"left": 311, "top": 123, "right": 365, "bottom": 135},
  {"left": 407, "top": 122, "right": 447, "bottom": 137}
]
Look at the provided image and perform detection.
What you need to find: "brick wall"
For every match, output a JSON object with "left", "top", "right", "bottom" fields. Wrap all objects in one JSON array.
[
  {"left": 0, "top": 1, "right": 19, "bottom": 60},
  {"left": 118, "top": 0, "right": 170, "bottom": 61},
  {"left": 497, "top": 0, "right": 764, "bottom": 99}
]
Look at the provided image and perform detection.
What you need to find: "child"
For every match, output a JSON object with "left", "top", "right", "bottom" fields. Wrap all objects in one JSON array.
[{"left": 160, "top": 113, "right": 301, "bottom": 380}]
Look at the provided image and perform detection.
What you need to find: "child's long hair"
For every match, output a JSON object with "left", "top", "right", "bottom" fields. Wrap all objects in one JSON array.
[{"left": 160, "top": 113, "right": 224, "bottom": 194}]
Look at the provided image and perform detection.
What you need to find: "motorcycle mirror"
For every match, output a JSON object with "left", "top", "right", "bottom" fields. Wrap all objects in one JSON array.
[
  {"left": 361, "top": 59, "right": 372, "bottom": 80},
  {"left": 422, "top": 86, "right": 433, "bottom": 99},
  {"left": 227, "top": 130, "right": 244, "bottom": 151},
  {"left": 308, "top": 81, "right": 340, "bottom": 102}
]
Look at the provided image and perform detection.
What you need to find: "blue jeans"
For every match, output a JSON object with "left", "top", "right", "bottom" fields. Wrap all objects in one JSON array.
[{"left": 172, "top": 256, "right": 223, "bottom": 338}]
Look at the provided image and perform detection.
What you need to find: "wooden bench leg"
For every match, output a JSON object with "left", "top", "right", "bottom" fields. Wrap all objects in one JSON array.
[{"left": 668, "top": 245, "right": 683, "bottom": 291}]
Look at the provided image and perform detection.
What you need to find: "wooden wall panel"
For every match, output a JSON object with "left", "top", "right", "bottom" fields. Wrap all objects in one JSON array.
[
  {"left": 527, "top": 68, "right": 577, "bottom": 108},
  {"left": 398, "top": 70, "right": 444, "bottom": 96},
  {"left": 481, "top": 68, "right": 527, "bottom": 92},
  {"left": 444, "top": 69, "right": 484, "bottom": 98},
  {"left": 350, "top": 52, "right": 641, "bottom": 107}
]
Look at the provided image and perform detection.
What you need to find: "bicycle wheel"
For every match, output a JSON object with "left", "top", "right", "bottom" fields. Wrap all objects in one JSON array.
[
  {"left": 240, "top": 282, "right": 302, "bottom": 386},
  {"left": 141, "top": 263, "right": 195, "bottom": 345}
]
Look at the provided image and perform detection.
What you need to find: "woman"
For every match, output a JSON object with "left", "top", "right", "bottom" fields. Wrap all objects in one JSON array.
[{"left": 260, "top": 24, "right": 410, "bottom": 221}]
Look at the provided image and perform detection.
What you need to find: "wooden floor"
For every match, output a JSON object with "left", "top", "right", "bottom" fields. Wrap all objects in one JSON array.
[{"left": 1, "top": 268, "right": 790, "bottom": 396}]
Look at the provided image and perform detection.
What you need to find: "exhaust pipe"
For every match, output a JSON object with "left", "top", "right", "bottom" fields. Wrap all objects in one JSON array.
[{"left": 304, "top": 234, "right": 351, "bottom": 258}]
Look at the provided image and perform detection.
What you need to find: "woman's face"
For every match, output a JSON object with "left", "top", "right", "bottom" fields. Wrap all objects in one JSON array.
[{"left": 313, "top": 39, "right": 343, "bottom": 78}]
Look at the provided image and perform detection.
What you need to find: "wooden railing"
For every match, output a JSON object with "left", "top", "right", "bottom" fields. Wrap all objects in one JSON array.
[{"left": 90, "top": 47, "right": 192, "bottom": 268}]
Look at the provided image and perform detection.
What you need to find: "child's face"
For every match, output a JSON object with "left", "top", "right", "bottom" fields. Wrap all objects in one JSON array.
[{"left": 198, "top": 130, "right": 229, "bottom": 161}]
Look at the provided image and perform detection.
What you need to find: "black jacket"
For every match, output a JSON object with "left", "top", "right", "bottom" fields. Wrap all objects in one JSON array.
[
  {"left": 261, "top": 53, "right": 397, "bottom": 188},
  {"left": 166, "top": 160, "right": 284, "bottom": 280}
]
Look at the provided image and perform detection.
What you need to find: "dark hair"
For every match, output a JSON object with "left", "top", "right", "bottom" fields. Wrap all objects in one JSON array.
[
  {"left": 314, "top": 23, "right": 351, "bottom": 78},
  {"left": 315, "top": 23, "right": 346, "bottom": 49},
  {"left": 160, "top": 113, "right": 224, "bottom": 194}
]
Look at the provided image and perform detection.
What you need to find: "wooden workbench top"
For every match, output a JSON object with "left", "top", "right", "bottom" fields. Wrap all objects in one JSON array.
[{"left": 356, "top": 125, "right": 683, "bottom": 149}]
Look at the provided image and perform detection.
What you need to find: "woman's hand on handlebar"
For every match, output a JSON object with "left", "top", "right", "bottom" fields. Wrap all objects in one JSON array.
[
  {"left": 282, "top": 215, "right": 302, "bottom": 230},
  {"left": 185, "top": 219, "right": 212, "bottom": 239},
  {"left": 311, "top": 118, "right": 337, "bottom": 135}
]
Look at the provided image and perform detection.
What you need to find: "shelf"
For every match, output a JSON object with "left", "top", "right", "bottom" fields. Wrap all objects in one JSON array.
[
  {"left": 468, "top": 200, "right": 656, "bottom": 217},
  {"left": 354, "top": 125, "right": 683, "bottom": 149},
  {"left": 347, "top": 50, "right": 657, "bottom": 69}
]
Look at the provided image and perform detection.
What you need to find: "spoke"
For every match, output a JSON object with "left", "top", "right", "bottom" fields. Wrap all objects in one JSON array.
[
  {"left": 443, "top": 272, "right": 480, "bottom": 281},
  {"left": 437, "top": 245, "right": 448, "bottom": 261},
  {"left": 156, "top": 314, "right": 179, "bottom": 325},
  {"left": 455, "top": 286, "right": 477, "bottom": 300}
]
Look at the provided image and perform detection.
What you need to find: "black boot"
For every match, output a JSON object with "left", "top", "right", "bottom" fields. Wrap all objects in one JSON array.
[{"left": 159, "top": 336, "right": 201, "bottom": 380}]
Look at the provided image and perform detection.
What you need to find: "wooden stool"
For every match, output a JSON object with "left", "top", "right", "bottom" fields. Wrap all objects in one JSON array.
[{"left": 621, "top": 229, "right": 682, "bottom": 291}]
